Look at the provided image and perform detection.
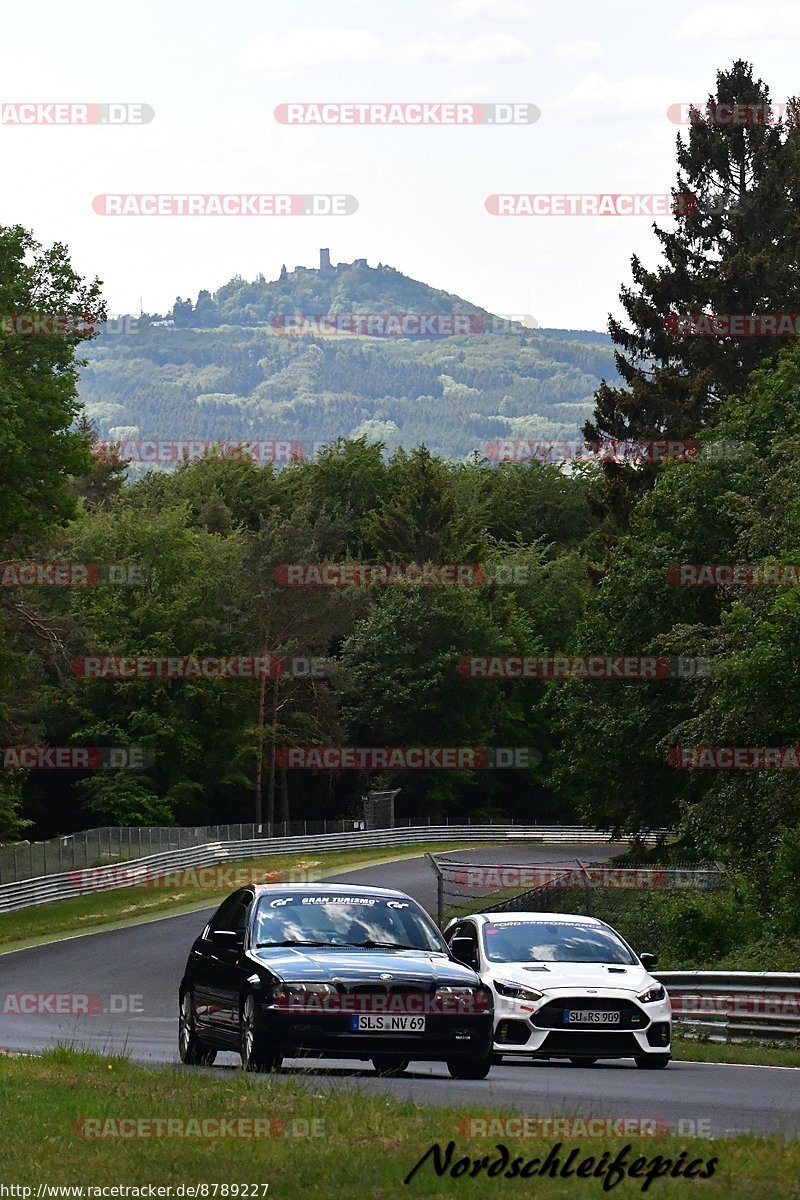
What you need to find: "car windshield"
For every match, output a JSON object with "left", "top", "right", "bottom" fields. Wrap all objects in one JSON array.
[
  {"left": 254, "top": 893, "right": 446, "bottom": 952},
  {"left": 482, "top": 920, "right": 636, "bottom": 965}
]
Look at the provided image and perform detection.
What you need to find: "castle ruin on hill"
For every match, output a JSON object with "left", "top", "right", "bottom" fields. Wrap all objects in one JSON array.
[{"left": 279, "top": 249, "right": 391, "bottom": 281}]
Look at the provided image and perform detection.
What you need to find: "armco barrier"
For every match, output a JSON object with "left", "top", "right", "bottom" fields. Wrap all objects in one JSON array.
[
  {"left": 657, "top": 972, "right": 800, "bottom": 1042},
  {"left": 0, "top": 825, "right": 657, "bottom": 913}
]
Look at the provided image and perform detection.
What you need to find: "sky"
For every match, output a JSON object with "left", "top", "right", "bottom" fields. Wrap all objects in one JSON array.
[{"left": 1, "top": 0, "right": 796, "bottom": 330}]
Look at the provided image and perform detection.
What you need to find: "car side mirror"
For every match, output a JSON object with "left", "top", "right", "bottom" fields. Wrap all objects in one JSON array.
[
  {"left": 639, "top": 952, "right": 658, "bottom": 969},
  {"left": 212, "top": 929, "right": 243, "bottom": 949},
  {"left": 450, "top": 936, "right": 479, "bottom": 968}
]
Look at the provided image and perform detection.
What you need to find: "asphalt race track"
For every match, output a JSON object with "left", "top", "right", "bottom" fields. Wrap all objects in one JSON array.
[{"left": 1, "top": 843, "right": 797, "bottom": 1139}]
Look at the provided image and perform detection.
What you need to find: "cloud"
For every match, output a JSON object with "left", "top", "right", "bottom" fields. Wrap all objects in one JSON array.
[
  {"left": 241, "top": 29, "right": 533, "bottom": 73},
  {"left": 399, "top": 34, "right": 533, "bottom": 64},
  {"left": 444, "top": 0, "right": 533, "bottom": 17},
  {"left": 553, "top": 40, "right": 603, "bottom": 62},
  {"left": 552, "top": 72, "right": 706, "bottom": 119},
  {"left": 241, "top": 29, "right": 384, "bottom": 72},
  {"left": 676, "top": 5, "right": 800, "bottom": 37}
]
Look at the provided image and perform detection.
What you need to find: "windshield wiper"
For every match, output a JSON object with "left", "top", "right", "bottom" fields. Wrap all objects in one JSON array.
[
  {"left": 256, "top": 940, "right": 339, "bottom": 948},
  {"left": 339, "top": 940, "right": 425, "bottom": 950}
]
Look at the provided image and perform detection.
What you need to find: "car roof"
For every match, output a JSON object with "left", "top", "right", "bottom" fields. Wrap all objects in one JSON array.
[
  {"left": 249, "top": 883, "right": 412, "bottom": 899},
  {"left": 453, "top": 911, "right": 604, "bottom": 927}
]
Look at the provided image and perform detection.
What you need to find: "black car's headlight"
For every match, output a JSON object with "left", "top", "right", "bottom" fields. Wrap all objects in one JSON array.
[
  {"left": 493, "top": 980, "right": 544, "bottom": 1003},
  {"left": 272, "top": 982, "right": 338, "bottom": 1010},
  {"left": 434, "top": 985, "right": 492, "bottom": 1013},
  {"left": 637, "top": 985, "right": 667, "bottom": 1004}
]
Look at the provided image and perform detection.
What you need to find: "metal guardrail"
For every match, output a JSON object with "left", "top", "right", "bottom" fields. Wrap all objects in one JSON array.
[
  {"left": 0, "top": 825, "right": 649, "bottom": 913},
  {"left": 0, "top": 818, "right": 666, "bottom": 883},
  {"left": 657, "top": 972, "right": 800, "bottom": 1042}
]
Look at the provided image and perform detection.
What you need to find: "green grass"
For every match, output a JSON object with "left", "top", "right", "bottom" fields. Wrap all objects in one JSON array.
[
  {"left": 0, "top": 842, "right": 485, "bottom": 953},
  {"left": 0, "top": 1049, "right": 795, "bottom": 1197},
  {"left": 672, "top": 1034, "right": 800, "bottom": 1068}
]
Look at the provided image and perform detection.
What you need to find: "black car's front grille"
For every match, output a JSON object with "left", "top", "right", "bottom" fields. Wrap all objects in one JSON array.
[
  {"left": 532, "top": 997, "right": 648, "bottom": 1031},
  {"left": 539, "top": 1031, "right": 641, "bottom": 1057},
  {"left": 346, "top": 983, "right": 433, "bottom": 996}
]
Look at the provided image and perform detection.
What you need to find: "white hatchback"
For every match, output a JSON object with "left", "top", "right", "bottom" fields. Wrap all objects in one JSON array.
[{"left": 444, "top": 911, "right": 672, "bottom": 1068}]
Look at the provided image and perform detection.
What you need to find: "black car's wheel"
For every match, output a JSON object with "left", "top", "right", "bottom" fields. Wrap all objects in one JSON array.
[
  {"left": 447, "top": 1053, "right": 493, "bottom": 1080},
  {"left": 371, "top": 1056, "right": 410, "bottom": 1077},
  {"left": 635, "top": 1054, "right": 671, "bottom": 1069},
  {"left": 240, "top": 993, "right": 282, "bottom": 1073},
  {"left": 569, "top": 1057, "right": 598, "bottom": 1066},
  {"left": 178, "top": 990, "right": 217, "bottom": 1066}
]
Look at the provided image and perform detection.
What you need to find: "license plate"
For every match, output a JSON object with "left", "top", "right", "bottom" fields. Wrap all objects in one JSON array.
[
  {"left": 350, "top": 1015, "right": 426, "bottom": 1033},
  {"left": 565, "top": 1010, "right": 620, "bottom": 1024}
]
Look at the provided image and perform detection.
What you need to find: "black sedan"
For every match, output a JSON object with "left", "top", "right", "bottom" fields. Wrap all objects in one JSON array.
[{"left": 178, "top": 883, "right": 494, "bottom": 1078}]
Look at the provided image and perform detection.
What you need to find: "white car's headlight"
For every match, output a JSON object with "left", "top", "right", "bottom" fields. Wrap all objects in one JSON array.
[
  {"left": 637, "top": 984, "right": 667, "bottom": 1004},
  {"left": 493, "top": 980, "right": 544, "bottom": 1003}
]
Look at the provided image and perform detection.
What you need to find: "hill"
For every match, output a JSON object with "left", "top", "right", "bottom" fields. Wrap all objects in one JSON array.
[{"left": 78, "top": 252, "right": 619, "bottom": 464}]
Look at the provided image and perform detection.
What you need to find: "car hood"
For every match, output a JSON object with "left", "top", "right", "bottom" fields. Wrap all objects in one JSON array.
[
  {"left": 485, "top": 961, "right": 656, "bottom": 993},
  {"left": 251, "top": 947, "right": 481, "bottom": 986}
]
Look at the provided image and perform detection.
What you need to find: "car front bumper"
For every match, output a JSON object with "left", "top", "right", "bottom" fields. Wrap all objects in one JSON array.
[
  {"left": 491, "top": 990, "right": 672, "bottom": 1058},
  {"left": 255, "top": 1003, "right": 494, "bottom": 1061}
]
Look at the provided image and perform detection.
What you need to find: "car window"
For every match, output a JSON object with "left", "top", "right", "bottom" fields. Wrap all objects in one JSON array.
[
  {"left": 208, "top": 890, "right": 252, "bottom": 935},
  {"left": 481, "top": 920, "right": 636, "bottom": 965},
  {"left": 254, "top": 893, "right": 446, "bottom": 951}
]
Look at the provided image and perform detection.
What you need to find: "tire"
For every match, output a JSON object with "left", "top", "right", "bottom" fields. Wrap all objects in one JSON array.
[
  {"left": 635, "top": 1054, "right": 671, "bottom": 1070},
  {"left": 240, "top": 992, "right": 282, "bottom": 1073},
  {"left": 178, "top": 990, "right": 217, "bottom": 1066},
  {"left": 447, "top": 1053, "right": 493, "bottom": 1080},
  {"left": 570, "top": 1057, "right": 598, "bottom": 1066},
  {"left": 371, "top": 1056, "right": 410, "bottom": 1077}
]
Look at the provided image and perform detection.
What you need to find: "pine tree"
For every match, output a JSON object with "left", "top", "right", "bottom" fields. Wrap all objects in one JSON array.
[{"left": 585, "top": 61, "right": 800, "bottom": 519}]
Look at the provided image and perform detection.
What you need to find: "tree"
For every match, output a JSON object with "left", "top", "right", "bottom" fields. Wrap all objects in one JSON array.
[
  {"left": 0, "top": 224, "right": 105, "bottom": 542},
  {"left": 585, "top": 61, "right": 800, "bottom": 519},
  {"left": 550, "top": 338, "right": 800, "bottom": 883}
]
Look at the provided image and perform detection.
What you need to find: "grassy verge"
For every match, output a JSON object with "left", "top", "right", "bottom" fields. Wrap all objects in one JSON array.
[
  {"left": 0, "top": 1049, "right": 794, "bottom": 1197},
  {"left": 0, "top": 842, "right": 485, "bottom": 952},
  {"left": 672, "top": 1034, "right": 800, "bottom": 1068}
]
